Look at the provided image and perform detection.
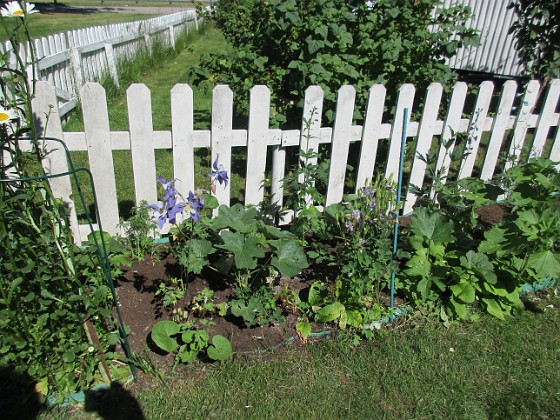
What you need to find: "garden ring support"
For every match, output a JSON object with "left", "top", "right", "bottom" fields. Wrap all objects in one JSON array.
[{"left": 0, "top": 137, "right": 136, "bottom": 382}]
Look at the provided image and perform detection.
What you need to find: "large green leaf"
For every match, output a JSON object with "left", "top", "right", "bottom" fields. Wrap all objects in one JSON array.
[
  {"left": 410, "top": 207, "right": 455, "bottom": 248},
  {"left": 219, "top": 231, "right": 264, "bottom": 270},
  {"left": 528, "top": 250, "right": 560, "bottom": 278},
  {"left": 269, "top": 239, "right": 308, "bottom": 277},
  {"left": 449, "top": 281, "right": 476, "bottom": 303},
  {"left": 207, "top": 335, "right": 232, "bottom": 361},
  {"left": 151, "top": 320, "right": 180, "bottom": 353},
  {"left": 212, "top": 204, "right": 258, "bottom": 232},
  {"left": 482, "top": 298, "right": 506, "bottom": 320},
  {"left": 460, "top": 251, "right": 497, "bottom": 285},
  {"left": 315, "top": 302, "right": 345, "bottom": 323}
]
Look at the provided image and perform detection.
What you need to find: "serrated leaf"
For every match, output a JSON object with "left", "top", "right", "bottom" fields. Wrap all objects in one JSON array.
[
  {"left": 151, "top": 320, "right": 180, "bottom": 353},
  {"left": 202, "top": 194, "right": 219, "bottom": 210},
  {"left": 270, "top": 239, "right": 308, "bottom": 277},
  {"left": 207, "top": 335, "right": 232, "bottom": 361},
  {"left": 479, "top": 226, "right": 507, "bottom": 254},
  {"left": 308, "top": 281, "right": 325, "bottom": 307}
]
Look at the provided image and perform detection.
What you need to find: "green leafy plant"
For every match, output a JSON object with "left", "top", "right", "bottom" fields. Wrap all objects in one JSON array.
[
  {"left": 118, "top": 202, "right": 158, "bottom": 261},
  {"left": 195, "top": 0, "right": 479, "bottom": 126},
  {"left": 150, "top": 320, "right": 232, "bottom": 366}
]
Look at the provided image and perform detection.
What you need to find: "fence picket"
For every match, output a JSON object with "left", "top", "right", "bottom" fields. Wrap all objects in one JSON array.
[
  {"left": 299, "top": 86, "right": 324, "bottom": 206},
  {"left": 458, "top": 80, "right": 494, "bottom": 179},
  {"left": 356, "top": 84, "right": 386, "bottom": 190},
  {"left": 530, "top": 79, "right": 560, "bottom": 158},
  {"left": 171, "top": 84, "right": 195, "bottom": 196},
  {"left": 385, "top": 84, "right": 415, "bottom": 182},
  {"left": 405, "top": 83, "right": 444, "bottom": 213},
  {"left": 481, "top": 80, "right": 517, "bottom": 180},
  {"left": 246, "top": 86, "right": 271, "bottom": 206},
  {"left": 81, "top": 83, "right": 120, "bottom": 235},
  {"left": 326, "top": 85, "right": 356, "bottom": 206},
  {"left": 128, "top": 84, "right": 157, "bottom": 207},
  {"left": 505, "top": 80, "right": 540, "bottom": 170},
  {"left": 211, "top": 85, "right": 234, "bottom": 208}
]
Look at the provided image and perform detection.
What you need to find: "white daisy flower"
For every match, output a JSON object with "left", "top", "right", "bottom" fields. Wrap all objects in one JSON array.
[
  {"left": 0, "top": 107, "right": 17, "bottom": 124},
  {"left": 1, "top": 1, "right": 38, "bottom": 18}
]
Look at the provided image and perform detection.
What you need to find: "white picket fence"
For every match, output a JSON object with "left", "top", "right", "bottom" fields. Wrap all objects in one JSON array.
[
  {"left": 1, "top": 11, "right": 200, "bottom": 117},
  {"left": 27, "top": 79, "right": 560, "bottom": 244}
]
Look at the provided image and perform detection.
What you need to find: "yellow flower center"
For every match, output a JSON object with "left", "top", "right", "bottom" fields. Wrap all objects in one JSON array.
[
  {"left": 14, "top": 9, "right": 24, "bottom": 15},
  {"left": 0, "top": 112, "right": 10, "bottom": 122}
]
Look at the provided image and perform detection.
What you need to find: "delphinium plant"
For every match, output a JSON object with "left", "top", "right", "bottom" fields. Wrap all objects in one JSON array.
[{"left": 1, "top": 1, "right": 122, "bottom": 401}]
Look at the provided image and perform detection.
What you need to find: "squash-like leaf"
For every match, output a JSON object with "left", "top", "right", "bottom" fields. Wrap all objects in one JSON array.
[
  {"left": 315, "top": 302, "right": 345, "bottom": 323},
  {"left": 219, "top": 231, "right": 264, "bottom": 270},
  {"left": 270, "top": 239, "right": 308, "bottom": 277},
  {"left": 151, "top": 320, "right": 180, "bottom": 353},
  {"left": 207, "top": 335, "right": 232, "bottom": 361}
]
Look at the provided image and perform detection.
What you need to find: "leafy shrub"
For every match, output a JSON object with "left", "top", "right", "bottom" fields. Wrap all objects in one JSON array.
[{"left": 194, "top": 0, "right": 479, "bottom": 126}]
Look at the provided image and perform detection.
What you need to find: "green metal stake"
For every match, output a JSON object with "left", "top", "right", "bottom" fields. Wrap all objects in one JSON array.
[{"left": 390, "top": 108, "right": 409, "bottom": 317}]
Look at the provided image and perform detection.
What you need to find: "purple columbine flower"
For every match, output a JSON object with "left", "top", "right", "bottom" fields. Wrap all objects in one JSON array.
[
  {"left": 146, "top": 199, "right": 186, "bottom": 230},
  {"left": 205, "top": 154, "right": 229, "bottom": 190},
  {"left": 369, "top": 198, "right": 377, "bottom": 210},
  {"left": 351, "top": 209, "right": 361, "bottom": 221},
  {"left": 345, "top": 220, "right": 355, "bottom": 232},
  {"left": 185, "top": 191, "right": 204, "bottom": 222},
  {"left": 157, "top": 176, "right": 179, "bottom": 202},
  {"left": 362, "top": 186, "right": 375, "bottom": 198}
]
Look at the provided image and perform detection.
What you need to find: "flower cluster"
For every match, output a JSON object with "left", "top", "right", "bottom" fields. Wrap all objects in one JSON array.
[{"left": 147, "top": 177, "right": 203, "bottom": 230}]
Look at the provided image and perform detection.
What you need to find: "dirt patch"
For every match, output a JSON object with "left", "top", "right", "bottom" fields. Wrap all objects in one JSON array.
[{"left": 114, "top": 248, "right": 329, "bottom": 374}]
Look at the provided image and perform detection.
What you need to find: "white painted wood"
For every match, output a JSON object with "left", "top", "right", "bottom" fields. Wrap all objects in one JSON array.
[
  {"left": 299, "top": 86, "right": 324, "bottom": 206},
  {"left": 271, "top": 145, "right": 287, "bottom": 221},
  {"left": 405, "top": 83, "right": 444, "bottom": 213},
  {"left": 356, "top": 84, "right": 386, "bottom": 190},
  {"left": 549, "top": 123, "right": 560, "bottom": 163},
  {"left": 480, "top": 80, "right": 517, "bottom": 180},
  {"left": 171, "top": 84, "right": 195, "bottom": 195},
  {"left": 326, "top": 85, "right": 356, "bottom": 206},
  {"left": 211, "top": 85, "right": 234, "bottom": 208},
  {"left": 530, "top": 80, "right": 560, "bottom": 158},
  {"left": 505, "top": 80, "right": 541, "bottom": 170},
  {"left": 32, "top": 82, "right": 81, "bottom": 244},
  {"left": 385, "top": 84, "right": 415, "bottom": 182},
  {"left": 458, "top": 80, "right": 494, "bottom": 179},
  {"left": 81, "top": 83, "right": 120, "bottom": 235},
  {"left": 434, "top": 82, "right": 468, "bottom": 186},
  {"left": 246, "top": 86, "right": 271, "bottom": 206},
  {"left": 127, "top": 84, "right": 157, "bottom": 206},
  {"left": 104, "top": 43, "right": 119, "bottom": 88}
]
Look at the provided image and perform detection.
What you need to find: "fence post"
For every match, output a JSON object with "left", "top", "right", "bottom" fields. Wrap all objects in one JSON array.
[{"left": 104, "top": 43, "right": 120, "bottom": 88}]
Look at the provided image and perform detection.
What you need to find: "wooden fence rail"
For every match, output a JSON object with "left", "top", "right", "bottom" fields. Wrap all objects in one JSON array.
[
  {"left": 27, "top": 79, "right": 560, "bottom": 244},
  {"left": 1, "top": 11, "right": 200, "bottom": 117}
]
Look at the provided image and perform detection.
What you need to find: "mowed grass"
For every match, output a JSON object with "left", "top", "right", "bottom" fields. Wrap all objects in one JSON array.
[
  {"left": 44, "top": 290, "right": 560, "bottom": 419},
  {"left": 0, "top": 11, "right": 159, "bottom": 41}
]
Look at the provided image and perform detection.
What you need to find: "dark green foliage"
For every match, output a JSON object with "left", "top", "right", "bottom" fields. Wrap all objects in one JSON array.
[
  {"left": 194, "top": 0, "right": 479, "bottom": 125},
  {"left": 509, "top": 0, "right": 560, "bottom": 81}
]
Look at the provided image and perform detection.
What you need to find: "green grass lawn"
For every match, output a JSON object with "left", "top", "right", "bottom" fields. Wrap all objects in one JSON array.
[
  {"left": 0, "top": 11, "right": 160, "bottom": 41},
  {"left": 43, "top": 289, "right": 560, "bottom": 419}
]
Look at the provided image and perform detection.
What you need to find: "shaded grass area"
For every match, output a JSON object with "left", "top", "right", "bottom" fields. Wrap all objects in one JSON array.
[{"left": 43, "top": 290, "right": 560, "bottom": 419}]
